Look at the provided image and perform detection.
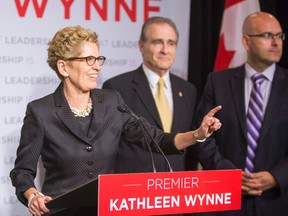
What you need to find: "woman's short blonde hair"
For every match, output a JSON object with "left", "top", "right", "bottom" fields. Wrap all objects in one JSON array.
[{"left": 47, "top": 26, "right": 99, "bottom": 77}]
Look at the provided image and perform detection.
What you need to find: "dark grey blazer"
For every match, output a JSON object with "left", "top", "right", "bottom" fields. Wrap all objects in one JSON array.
[
  {"left": 103, "top": 65, "right": 198, "bottom": 173},
  {"left": 10, "top": 84, "right": 179, "bottom": 210},
  {"left": 194, "top": 65, "right": 288, "bottom": 216}
]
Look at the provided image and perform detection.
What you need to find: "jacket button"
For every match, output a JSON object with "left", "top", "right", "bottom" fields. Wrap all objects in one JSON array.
[
  {"left": 86, "top": 146, "right": 93, "bottom": 152},
  {"left": 87, "top": 161, "right": 94, "bottom": 166}
]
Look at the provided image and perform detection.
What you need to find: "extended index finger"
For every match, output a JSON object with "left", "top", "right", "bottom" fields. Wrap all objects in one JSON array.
[{"left": 206, "top": 105, "right": 222, "bottom": 117}]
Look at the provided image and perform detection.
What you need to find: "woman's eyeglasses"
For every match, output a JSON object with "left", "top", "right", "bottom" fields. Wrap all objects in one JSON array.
[{"left": 66, "top": 56, "right": 106, "bottom": 66}]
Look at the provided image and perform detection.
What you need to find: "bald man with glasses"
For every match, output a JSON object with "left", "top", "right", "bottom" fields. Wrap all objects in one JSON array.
[{"left": 193, "top": 11, "right": 288, "bottom": 216}]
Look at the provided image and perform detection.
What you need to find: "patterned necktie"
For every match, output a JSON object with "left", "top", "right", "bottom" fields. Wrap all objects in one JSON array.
[
  {"left": 245, "top": 73, "right": 266, "bottom": 173},
  {"left": 155, "top": 77, "right": 172, "bottom": 132}
]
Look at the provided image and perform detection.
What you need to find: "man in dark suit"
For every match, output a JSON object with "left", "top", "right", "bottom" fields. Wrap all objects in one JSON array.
[
  {"left": 194, "top": 12, "right": 288, "bottom": 215},
  {"left": 103, "top": 16, "right": 198, "bottom": 173}
]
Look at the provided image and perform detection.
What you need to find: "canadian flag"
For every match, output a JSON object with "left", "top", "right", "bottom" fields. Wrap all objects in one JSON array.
[{"left": 214, "top": 0, "right": 260, "bottom": 71}]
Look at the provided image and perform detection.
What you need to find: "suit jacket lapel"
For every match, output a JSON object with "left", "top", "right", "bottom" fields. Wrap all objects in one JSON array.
[
  {"left": 260, "top": 67, "right": 286, "bottom": 140},
  {"left": 133, "top": 68, "right": 163, "bottom": 128},
  {"left": 54, "top": 84, "right": 99, "bottom": 145},
  {"left": 88, "top": 89, "right": 104, "bottom": 142},
  {"left": 231, "top": 66, "right": 247, "bottom": 139},
  {"left": 171, "top": 77, "right": 186, "bottom": 131}
]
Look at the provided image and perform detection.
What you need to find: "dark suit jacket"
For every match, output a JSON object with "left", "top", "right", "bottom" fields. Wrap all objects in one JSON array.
[
  {"left": 194, "top": 65, "right": 288, "bottom": 216},
  {"left": 103, "top": 65, "right": 198, "bottom": 173},
  {"left": 10, "top": 83, "right": 179, "bottom": 215}
]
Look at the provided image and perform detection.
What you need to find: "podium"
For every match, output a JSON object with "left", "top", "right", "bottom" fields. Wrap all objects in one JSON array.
[
  {"left": 46, "top": 170, "right": 241, "bottom": 216},
  {"left": 46, "top": 178, "right": 98, "bottom": 209}
]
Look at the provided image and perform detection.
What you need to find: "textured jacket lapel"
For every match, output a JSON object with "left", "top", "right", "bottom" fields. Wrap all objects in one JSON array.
[
  {"left": 54, "top": 84, "right": 97, "bottom": 145},
  {"left": 88, "top": 89, "right": 105, "bottom": 142}
]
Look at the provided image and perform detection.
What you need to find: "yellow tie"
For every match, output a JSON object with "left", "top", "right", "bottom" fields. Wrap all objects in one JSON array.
[{"left": 155, "top": 77, "right": 172, "bottom": 132}]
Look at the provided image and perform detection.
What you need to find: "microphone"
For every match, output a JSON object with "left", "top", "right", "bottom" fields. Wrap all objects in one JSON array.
[
  {"left": 117, "top": 105, "right": 173, "bottom": 172},
  {"left": 117, "top": 105, "right": 140, "bottom": 120}
]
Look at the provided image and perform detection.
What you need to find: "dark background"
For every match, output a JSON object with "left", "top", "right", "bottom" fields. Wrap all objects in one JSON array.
[{"left": 188, "top": 0, "right": 288, "bottom": 99}]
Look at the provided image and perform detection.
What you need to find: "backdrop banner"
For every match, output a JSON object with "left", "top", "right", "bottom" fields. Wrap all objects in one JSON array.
[{"left": 0, "top": 1, "right": 190, "bottom": 215}]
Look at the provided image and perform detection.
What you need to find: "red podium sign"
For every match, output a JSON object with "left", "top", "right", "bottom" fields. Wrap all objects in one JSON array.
[{"left": 98, "top": 170, "right": 241, "bottom": 215}]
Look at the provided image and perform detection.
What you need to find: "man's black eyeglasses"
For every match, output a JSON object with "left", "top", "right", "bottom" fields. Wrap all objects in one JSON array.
[
  {"left": 66, "top": 56, "right": 106, "bottom": 66},
  {"left": 246, "top": 32, "right": 285, "bottom": 41}
]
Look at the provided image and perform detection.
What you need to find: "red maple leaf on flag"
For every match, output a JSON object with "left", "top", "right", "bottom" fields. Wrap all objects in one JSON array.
[
  {"left": 225, "top": 0, "right": 245, "bottom": 9},
  {"left": 214, "top": 0, "right": 259, "bottom": 71},
  {"left": 214, "top": 34, "right": 236, "bottom": 71}
]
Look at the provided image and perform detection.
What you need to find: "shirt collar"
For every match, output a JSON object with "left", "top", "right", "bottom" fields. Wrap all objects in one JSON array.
[
  {"left": 142, "top": 64, "right": 171, "bottom": 89},
  {"left": 245, "top": 63, "right": 275, "bottom": 81}
]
